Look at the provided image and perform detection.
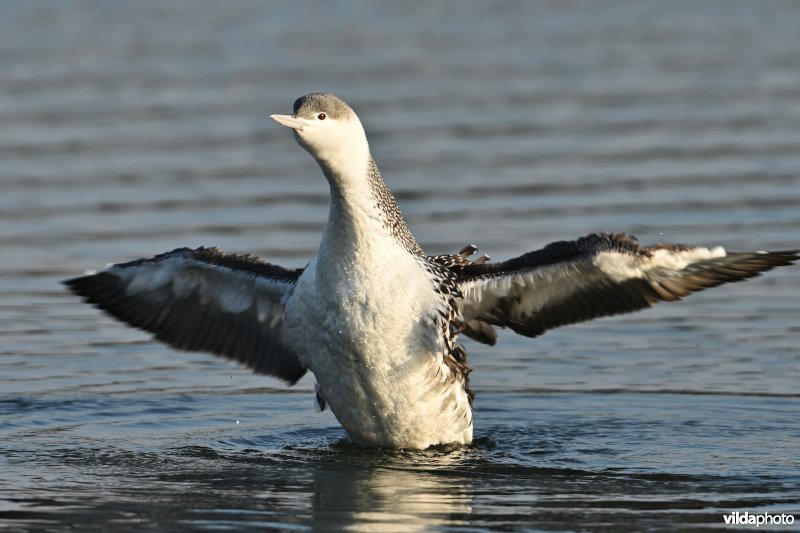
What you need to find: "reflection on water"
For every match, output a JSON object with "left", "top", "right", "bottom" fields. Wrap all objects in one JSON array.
[
  {"left": 310, "top": 450, "right": 473, "bottom": 532},
  {"left": 2, "top": 0, "right": 800, "bottom": 530}
]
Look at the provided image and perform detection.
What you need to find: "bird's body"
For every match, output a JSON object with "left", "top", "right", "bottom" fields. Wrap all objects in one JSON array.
[
  {"left": 65, "top": 93, "right": 798, "bottom": 450},
  {"left": 286, "top": 253, "right": 473, "bottom": 449},
  {"left": 284, "top": 198, "right": 473, "bottom": 448}
]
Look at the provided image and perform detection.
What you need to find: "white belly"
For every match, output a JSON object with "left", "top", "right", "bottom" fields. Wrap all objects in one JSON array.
[{"left": 284, "top": 248, "right": 473, "bottom": 449}]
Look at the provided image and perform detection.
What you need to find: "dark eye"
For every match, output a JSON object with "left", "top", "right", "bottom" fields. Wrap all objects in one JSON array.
[{"left": 317, "top": 113, "right": 327, "bottom": 120}]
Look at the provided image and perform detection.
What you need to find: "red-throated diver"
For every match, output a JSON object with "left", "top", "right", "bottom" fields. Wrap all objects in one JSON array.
[{"left": 64, "top": 92, "right": 799, "bottom": 450}]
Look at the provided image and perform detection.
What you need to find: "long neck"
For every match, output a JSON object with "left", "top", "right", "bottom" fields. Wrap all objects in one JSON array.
[{"left": 318, "top": 155, "right": 425, "bottom": 258}]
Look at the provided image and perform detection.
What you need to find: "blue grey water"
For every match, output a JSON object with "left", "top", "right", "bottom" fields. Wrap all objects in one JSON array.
[{"left": 2, "top": 1, "right": 799, "bottom": 530}]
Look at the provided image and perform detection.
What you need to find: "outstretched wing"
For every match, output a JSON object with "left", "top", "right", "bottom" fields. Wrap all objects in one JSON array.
[
  {"left": 452, "top": 233, "right": 798, "bottom": 343},
  {"left": 64, "top": 247, "right": 307, "bottom": 384}
]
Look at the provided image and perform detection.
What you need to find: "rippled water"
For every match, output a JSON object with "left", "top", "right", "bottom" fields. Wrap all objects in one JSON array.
[{"left": 2, "top": 1, "right": 799, "bottom": 530}]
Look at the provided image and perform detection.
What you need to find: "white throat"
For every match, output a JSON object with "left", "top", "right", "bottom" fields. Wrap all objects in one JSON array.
[{"left": 298, "top": 115, "right": 371, "bottom": 190}]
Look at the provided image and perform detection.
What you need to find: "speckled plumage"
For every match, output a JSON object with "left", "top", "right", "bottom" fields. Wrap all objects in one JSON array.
[{"left": 366, "top": 158, "right": 425, "bottom": 257}]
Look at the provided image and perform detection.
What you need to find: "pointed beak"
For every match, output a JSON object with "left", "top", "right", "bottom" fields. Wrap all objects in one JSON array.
[{"left": 270, "top": 114, "right": 306, "bottom": 131}]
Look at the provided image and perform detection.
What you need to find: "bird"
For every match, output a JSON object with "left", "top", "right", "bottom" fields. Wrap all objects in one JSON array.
[{"left": 64, "top": 92, "right": 798, "bottom": 450}]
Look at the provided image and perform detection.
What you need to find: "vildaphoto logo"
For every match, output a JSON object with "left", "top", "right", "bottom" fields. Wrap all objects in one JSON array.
[{"left": 722, "top": 511, "right": 795, "bottom": 527}]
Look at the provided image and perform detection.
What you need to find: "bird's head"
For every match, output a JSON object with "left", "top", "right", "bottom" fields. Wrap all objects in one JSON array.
[{"left": 271, "top": 93, "right": 369, "bottom": 173}]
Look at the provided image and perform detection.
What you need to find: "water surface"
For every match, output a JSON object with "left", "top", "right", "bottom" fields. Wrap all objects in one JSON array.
[{"left": 2, "top": 1, "right": 799, "bottom": 530}]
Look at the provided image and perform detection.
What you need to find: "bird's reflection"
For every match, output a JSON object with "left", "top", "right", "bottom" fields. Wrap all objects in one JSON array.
[{"left": 310, "top": 446, "right": 475, "bottom": 531}]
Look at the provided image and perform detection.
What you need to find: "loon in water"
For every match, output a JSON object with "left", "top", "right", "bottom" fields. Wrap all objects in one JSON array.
[{"left": 65, "top": 92, "right": 799, "bottom": 450}]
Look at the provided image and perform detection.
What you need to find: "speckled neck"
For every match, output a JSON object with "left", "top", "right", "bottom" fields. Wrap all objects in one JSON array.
[
  {"left": 318, "top": 153, "right": 425, "bottom": 258},
  {"left": 364, "top": 158, "right": 425, "bottom": 257}
]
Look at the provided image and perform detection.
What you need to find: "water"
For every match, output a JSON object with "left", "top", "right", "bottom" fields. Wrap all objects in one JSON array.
[{"left": 2, "top": 0, "right": 800, "bottom": 530}]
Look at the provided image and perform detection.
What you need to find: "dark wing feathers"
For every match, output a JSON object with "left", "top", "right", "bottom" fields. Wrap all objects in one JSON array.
[
  {"left": 448, "top": 233, "right": 798, "bottom": 342},
  {"left": 64, "top": 247, "right": 306, "bottom": 384}
]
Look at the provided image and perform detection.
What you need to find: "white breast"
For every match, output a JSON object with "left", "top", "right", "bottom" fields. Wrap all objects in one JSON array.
[{"left": 284, "top": 236, "right": 473, "bottom": 449}]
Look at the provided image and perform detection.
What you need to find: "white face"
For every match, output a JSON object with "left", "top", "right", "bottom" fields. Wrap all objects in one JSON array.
[
  {"left": 271, "top": 102, "right": 369, "bottom": 171},
  {"left": 271, "top": 111, "right": 342, "bottom": 155}
]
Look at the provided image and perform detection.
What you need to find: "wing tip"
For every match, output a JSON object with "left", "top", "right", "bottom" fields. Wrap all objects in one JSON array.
[
  {"left": 762, "top": 249, "right": 800, "bottom": 264},
  {"left": 62, "top": 271, "right": 114, "bottom": 299},
  {"left": 731, "top": 249, "right": 799, "bottom": 272},
  {"left": 62, "top": 272, "right": 94, "bottom": 297}
]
